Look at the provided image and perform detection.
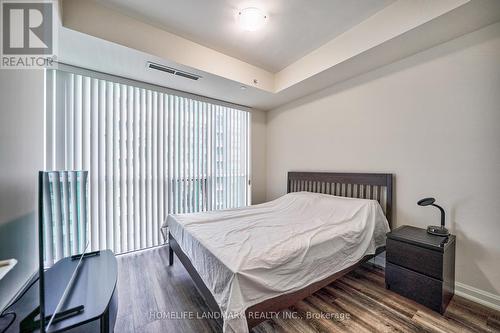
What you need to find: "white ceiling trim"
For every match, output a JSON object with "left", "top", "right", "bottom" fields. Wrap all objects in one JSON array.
[
  {"left": 62, "top": 0, "right": 275, "bottom": 92},
  {"left": 59, "top": 0, "right": 500, "bottom": 110},
  {"left": 93, "top": 0, "right": 396, "bottom": 73},
  {"left": 275, "top": 0, "right": 470, "bottom": 91},
  {"left": 61, "top": 0, "right": 473, "bottom": 94}
]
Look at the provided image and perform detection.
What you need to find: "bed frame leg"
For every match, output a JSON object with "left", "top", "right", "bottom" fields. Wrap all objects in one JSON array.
[{"left": 169, "top": 245, "right": 174, "bottom": 266}]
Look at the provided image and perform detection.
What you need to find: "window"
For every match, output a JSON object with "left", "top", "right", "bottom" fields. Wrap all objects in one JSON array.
[{"left": 45, "top": 67, "right": 251, "bottom": 254}]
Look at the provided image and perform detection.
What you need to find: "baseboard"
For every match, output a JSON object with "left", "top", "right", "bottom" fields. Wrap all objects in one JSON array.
[{"left": 455, "top": 282, "right": 500, "bottom": 311}]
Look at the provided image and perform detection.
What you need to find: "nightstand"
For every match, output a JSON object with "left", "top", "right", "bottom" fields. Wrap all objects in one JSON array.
[{"left": 385, "top": 225, "right": 456, "bottom": 314}]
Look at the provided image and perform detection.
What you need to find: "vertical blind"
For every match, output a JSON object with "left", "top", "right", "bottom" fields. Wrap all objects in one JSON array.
[
  {"left": 41, "top": 171, "right": 88, "bottom": 266},
  {"left": 45, "top": 68, "right": 251, "bottom": 254}
]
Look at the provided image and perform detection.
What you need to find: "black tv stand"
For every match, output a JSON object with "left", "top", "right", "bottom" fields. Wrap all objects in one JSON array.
[{"left": 2, "top": 250, "right": 117, "bottom": 333}]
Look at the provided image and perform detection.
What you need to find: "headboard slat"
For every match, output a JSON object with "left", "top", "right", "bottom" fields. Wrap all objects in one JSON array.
[{"left": 287, "top": 172, "right": 393, "bottom": 228}]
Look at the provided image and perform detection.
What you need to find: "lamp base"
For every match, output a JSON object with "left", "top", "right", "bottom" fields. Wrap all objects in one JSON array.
[{"left": 427, "top": 225, "right": 449, "bottom": 237}]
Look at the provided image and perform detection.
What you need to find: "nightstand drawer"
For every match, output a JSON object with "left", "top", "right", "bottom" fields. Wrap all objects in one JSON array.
[
  {"left": 386, "top": 238, "right": 443, "bottom": 280},
  {"left": 385, "top": 262, "right": 444, "bottom": 313}
]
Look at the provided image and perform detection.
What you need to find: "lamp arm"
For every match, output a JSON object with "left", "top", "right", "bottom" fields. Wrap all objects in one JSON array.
[{"left": 431, "top": 203, "right": 446, "bottom": 227}]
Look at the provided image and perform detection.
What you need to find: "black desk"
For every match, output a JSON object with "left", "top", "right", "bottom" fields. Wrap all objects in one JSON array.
[{"left": 3, "top": 250, "right": 117, "bottom": 332}]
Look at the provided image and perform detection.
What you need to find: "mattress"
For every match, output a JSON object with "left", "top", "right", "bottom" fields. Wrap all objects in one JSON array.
[{"left": 166, "top": 191, "right": 390, "bottom": 333}]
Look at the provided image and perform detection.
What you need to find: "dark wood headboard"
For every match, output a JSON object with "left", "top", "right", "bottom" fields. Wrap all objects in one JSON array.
[{"left": 287, "top": 172, "right": 393, "bottom": 228}]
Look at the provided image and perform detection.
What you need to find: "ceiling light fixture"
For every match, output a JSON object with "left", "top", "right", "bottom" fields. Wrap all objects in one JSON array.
[{"left": 237, "top": 7, "right": 267, "bottom": 32}]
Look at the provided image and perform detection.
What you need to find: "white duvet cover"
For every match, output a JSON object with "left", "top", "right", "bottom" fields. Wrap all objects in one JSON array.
[{"left": 166, "top": 191, "right": 390, "bottom": 332}]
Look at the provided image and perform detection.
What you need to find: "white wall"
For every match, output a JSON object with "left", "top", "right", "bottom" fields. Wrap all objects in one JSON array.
[
  {"left": 266, "top": 22, "right": 500, "bottom": 302},
  {"left": 0, "top": 69, "right": 45, "bottom": 311}
]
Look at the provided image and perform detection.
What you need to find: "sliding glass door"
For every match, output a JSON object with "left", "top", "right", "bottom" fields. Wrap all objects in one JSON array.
[{"left": 45, "top": 67, "right": 250, "bottom": 254}]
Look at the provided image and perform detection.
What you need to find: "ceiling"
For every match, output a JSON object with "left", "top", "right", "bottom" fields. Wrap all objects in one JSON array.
[
  {"left": 59, "top": 0, "right": 500, "bottom": 110},
  {"left": 96, "top": 0, "right": 394, "bottom": 72}
]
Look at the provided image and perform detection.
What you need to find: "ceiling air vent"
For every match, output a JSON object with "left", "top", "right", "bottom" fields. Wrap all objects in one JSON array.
[{"left": 147, "top": 62, "right": 201, "bottom": 81}]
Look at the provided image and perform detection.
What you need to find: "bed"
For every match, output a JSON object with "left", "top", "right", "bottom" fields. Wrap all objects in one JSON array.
[{"left": 166, "top": 171, "right": 393, "bottom": 332}]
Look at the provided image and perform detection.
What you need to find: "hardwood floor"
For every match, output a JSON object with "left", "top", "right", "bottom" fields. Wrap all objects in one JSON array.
[{"left": 116, "top": 246, "right": 500, "bottom": 333}]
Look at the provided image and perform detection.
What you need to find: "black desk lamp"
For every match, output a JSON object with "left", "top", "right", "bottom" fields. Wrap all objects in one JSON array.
[{"left": 417, "top": 197, "right": 449, "bottom": 236}]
